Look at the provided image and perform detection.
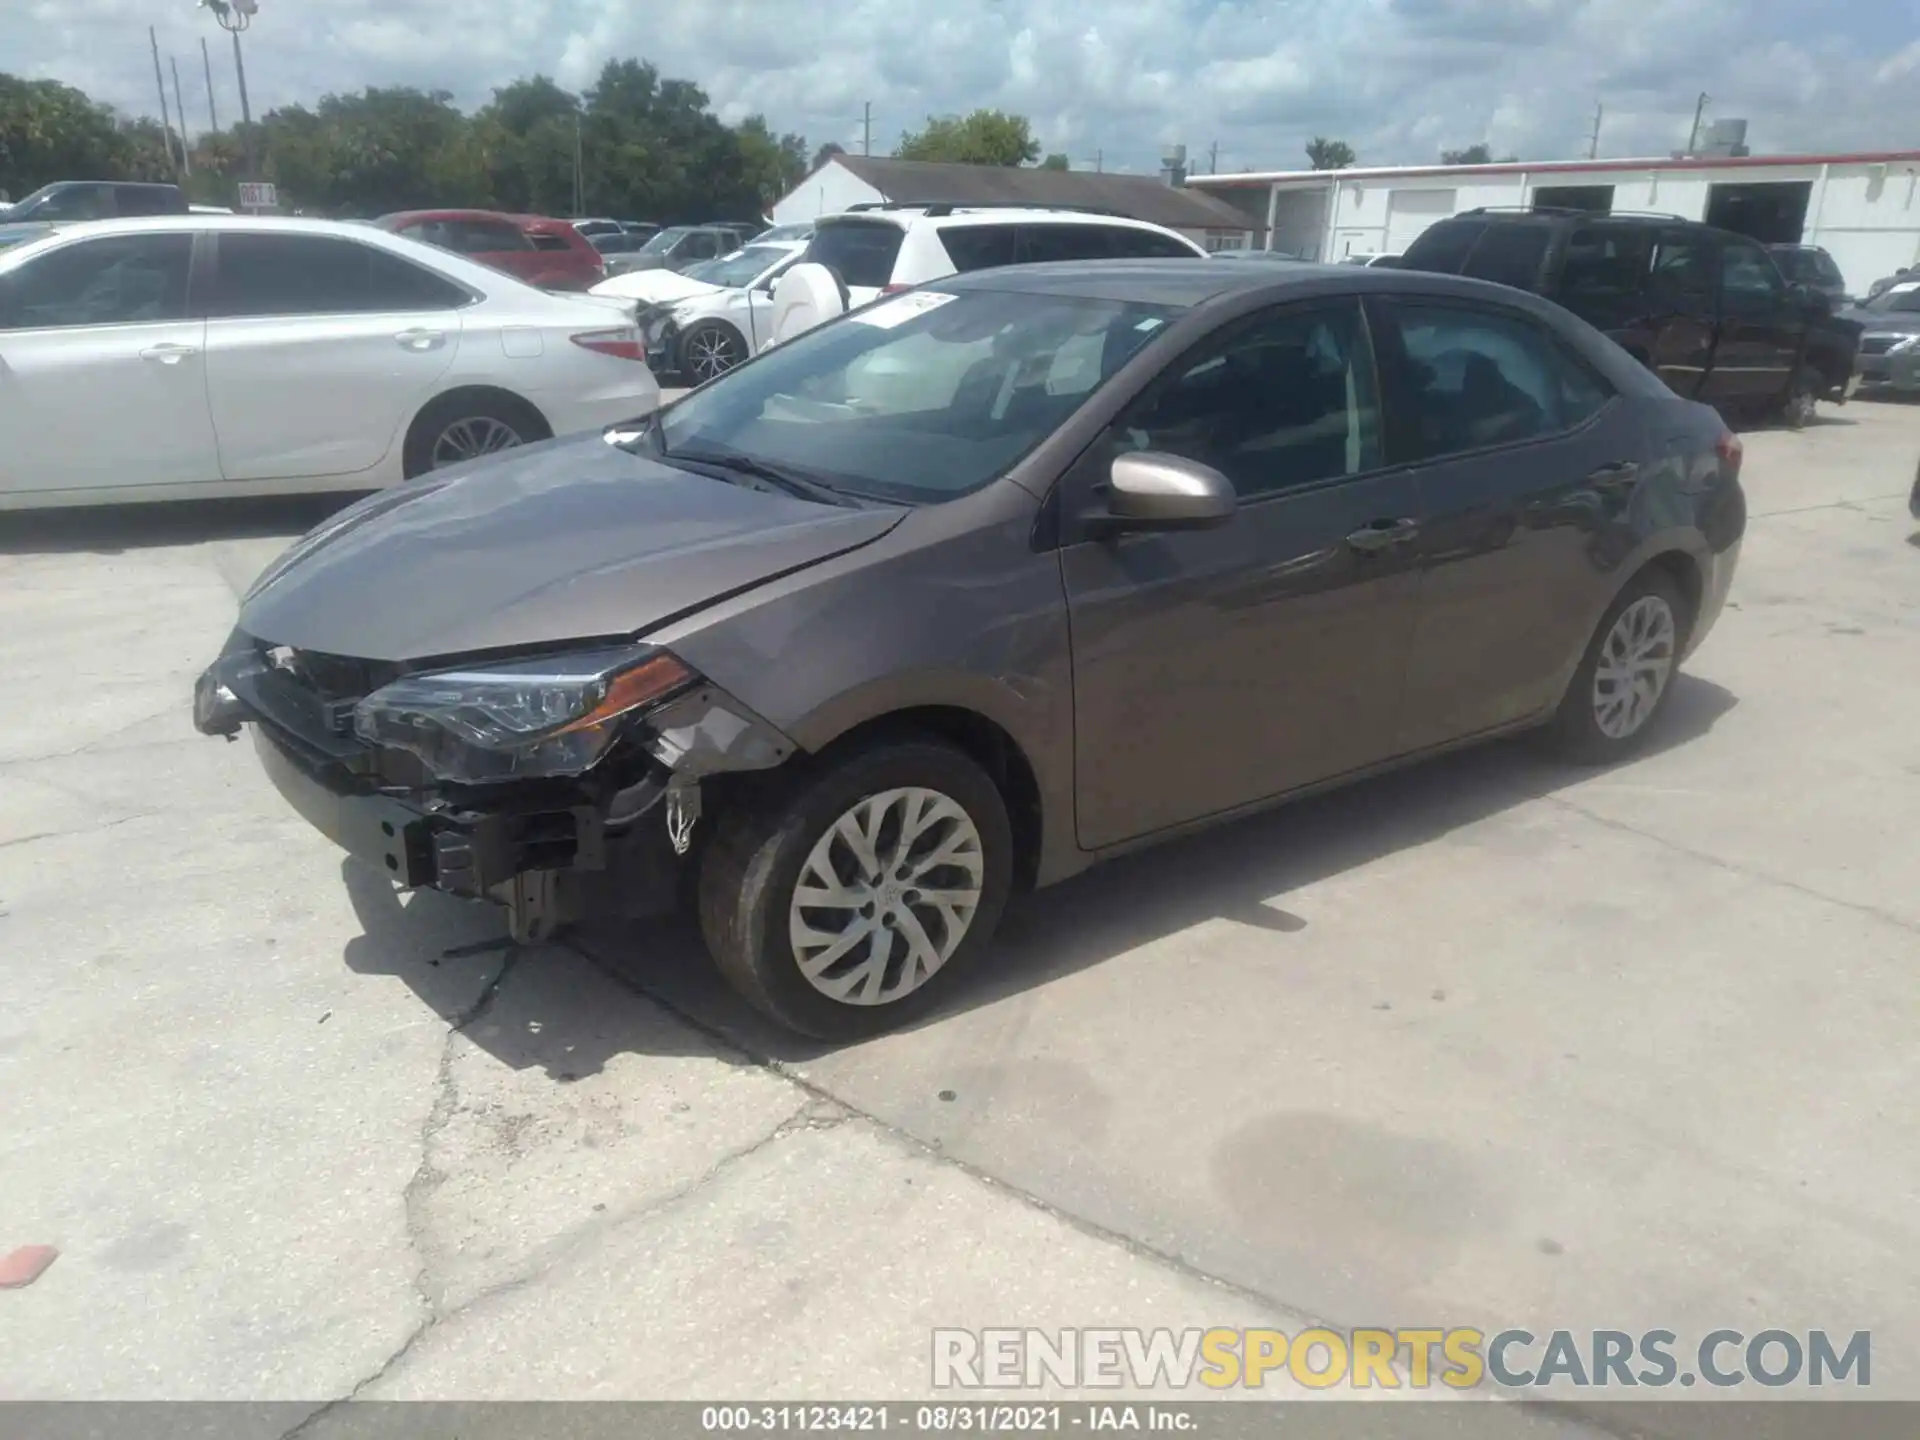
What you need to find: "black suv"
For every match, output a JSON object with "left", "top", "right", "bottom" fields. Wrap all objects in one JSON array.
[
  {"left": 0, "top": 180, "right": 189, "bottom": 223},
  {"left": 1400, "top": 209, "right": 1860, "bottom": 426}
]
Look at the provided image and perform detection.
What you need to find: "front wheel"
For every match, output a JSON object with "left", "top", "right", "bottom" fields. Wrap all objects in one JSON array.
[
  {"left": 696, "top": 740, "right": 1013, "bottom": 1040},
  {"left": 1543, "top": 569, "right": 1691, "bottom": 764},
  {"left": 678, "top": 321, "right": 748, "bottom": 384}
]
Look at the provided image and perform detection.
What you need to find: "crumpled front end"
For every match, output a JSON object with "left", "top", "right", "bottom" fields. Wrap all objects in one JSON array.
[{"left": 193, "top": 631, "right": 795, "bottom": 941}]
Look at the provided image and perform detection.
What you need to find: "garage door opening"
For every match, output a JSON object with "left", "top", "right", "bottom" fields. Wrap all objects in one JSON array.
[
  {"left": 1533, "top": 184, "right": 1614, "bottom": 214},
  {"left": 1705, "top": 181, "right": 1811, "bottom": 244}
]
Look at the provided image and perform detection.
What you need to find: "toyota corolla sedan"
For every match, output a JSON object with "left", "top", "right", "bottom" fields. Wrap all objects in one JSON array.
[{"left": 195, "top": 260, "right": 1745, "bottom": 1039}]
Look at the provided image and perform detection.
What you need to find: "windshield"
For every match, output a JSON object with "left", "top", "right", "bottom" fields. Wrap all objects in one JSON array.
[
  {"left": 655, "top": 288, "right": 1176, "bottom": 505},
  {"left": 639, "top": 227, "right": 692, "bottom": 255},
  {"left": 684, "top": 245, "right": 792, "bottom": 288},
  {"left": 1863, "top": 285, "right": 1920, "bottom": 314}
]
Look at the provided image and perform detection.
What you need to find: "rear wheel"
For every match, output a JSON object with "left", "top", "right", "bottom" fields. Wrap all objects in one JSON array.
[
  {"left": 696, "top": 740, "right": 1013, "bottom": 1040},
  {"left": 1777, "top": 366, "right": 1819, "bottom": 429},
  {"left": 678, "top": 321, "right": 747, "bottom": 383},
  {"left": 1544, "top": 569, "right": 1691, "bottom": 764},
  {"left": 402, "top": 392, "right": 550, "bottom": 478}
]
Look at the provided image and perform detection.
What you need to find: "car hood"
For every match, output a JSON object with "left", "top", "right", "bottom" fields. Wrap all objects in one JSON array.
[
  {"left": 236, "top": 431, "right": 906, "bottom": 663},
  {"left": 591, "top": 269, "right": 720, "bottom": 304}
]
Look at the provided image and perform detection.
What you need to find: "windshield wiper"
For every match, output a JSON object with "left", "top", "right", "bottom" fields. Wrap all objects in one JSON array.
[{"left": 663, "top": 442, "right": 862, "bottom": 507}]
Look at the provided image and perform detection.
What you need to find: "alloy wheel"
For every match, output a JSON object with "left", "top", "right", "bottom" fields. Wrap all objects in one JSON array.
[
  {"left": 431, "top": 416, "right": 524, "bottom": 469},
  {"left": 685, "top": 326, "right": 742, "bottom": 382},
  {"left": 1591, "top": 594, "right": 1677, "bottom": 740},
  {"left": 787, "top": 786, "right": 985, "bottom": 1006}
]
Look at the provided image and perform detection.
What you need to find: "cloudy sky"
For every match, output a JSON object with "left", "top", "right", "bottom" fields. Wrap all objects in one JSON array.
[{"left": 9, "top": 0, "right": 1920, "bottom": 175}]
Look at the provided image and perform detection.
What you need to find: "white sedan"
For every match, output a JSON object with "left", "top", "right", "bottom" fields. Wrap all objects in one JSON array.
[
  {"left": 591, "top": 241, "right": 804, "bottom": 382},
  {"left": 0, "top": 215, "right": 660, "bottom": 510}
]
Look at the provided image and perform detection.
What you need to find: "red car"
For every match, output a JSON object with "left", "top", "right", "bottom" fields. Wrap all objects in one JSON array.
[{"left": 375, "top": 209, "right": 604, "bottom": 291}]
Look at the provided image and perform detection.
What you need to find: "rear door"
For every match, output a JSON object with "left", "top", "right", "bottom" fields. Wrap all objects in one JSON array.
[
  {"left": 1371, "top": 296, "right": 1640, "bottom": 749},
  {"left": 0, "top": 230, "right": 216, "bottom": 497},
  {"left": 452, "top": 217, "right": 541, "bottom": 284},
  {"left": 1705, "top": 237, "right": 1799, "bottom": 406},
  {"left": 1061, "top": 298, "right": 1428, "bottom": 847},
  {"left": 203, "top": 232, "right": 465, "bottom": 481},
  {"left": 1643, "top": 227, "right": 1720, "bottom": 398}
]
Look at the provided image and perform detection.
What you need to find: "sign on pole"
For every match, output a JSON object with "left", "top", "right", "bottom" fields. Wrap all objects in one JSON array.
[{"left": 236, "top": 181, "right": 277, "bottom": 211}]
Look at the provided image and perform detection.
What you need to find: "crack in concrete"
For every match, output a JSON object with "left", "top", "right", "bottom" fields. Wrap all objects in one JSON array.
[
  {"left": 0, "top": 812, "right": 157, "bottom": 852},
  {"left": 1747, "top": 489, "right": 1911, "bottom": 520},
  {"left": 0, "top": 707, "right": 184, "bottom": 767},
  {"left": 1543, "top": 794, "right": 1919, "bottom": 936}
]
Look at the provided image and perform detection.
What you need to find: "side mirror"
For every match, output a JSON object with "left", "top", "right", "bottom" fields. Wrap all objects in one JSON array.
[{"left": 1088, "top": 451, "right": 1236, "bottom": 536}]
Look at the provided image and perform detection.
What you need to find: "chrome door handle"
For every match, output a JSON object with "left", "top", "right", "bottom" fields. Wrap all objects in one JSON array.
[
  {"left": 140, "top": 342, "right": 198, "bottom": 364},
  {"left": 1345, "top": 517, "right": 1420, "bottom": 553},
  {"left": 393, "top": 328, "right": 446, "bottom": 351}
]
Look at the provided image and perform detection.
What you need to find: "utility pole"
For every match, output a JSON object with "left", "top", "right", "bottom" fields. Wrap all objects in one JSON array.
[
  {"left": 573, "top": 112, "right": 584, "bottom": 216},
  {"left": 149, "top": 27, "right": 182, "bottom": 180},
  {"left": 1685, "top": 92, "right": 1709, "bottom": 155},
  {"left": 861, "top": 101, "right": 872, "bottom": 157},
  {"left": 204, "top": 1, "right": 260, "bottom": 175},
  {"left": 171, "top": 57, "right": 194, "bottom": 175},
  {"left": 1587, "top": 101, "right": 1603, "bottom": 160},
  {"left": 201, "top": 37, "right": 219, "bottom": 133},
  {"left": 1209, "top": 141, "right": 1219, "bottom": 175},
  {"left": 1096, "top": 149, "right": 1103, "bottom": 174}
]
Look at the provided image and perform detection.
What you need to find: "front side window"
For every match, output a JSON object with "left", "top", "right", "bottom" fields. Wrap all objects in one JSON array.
[
  {"left": 0, "top": 233, "right": 193, "bottom": 330},
  {"left": 214, "top": 234, "right": 464, "bottom": 316},
  {"left": 1720, "top": 241, "right": 1785, "bottom": 314},
  {"left": 1648, "top": 231, "right": 1717, "bottom": 308},
  {"left": 1386, "top": 302, "right": 1611, "bottom": 460},
  {"left": 1559, "top": 226, "right": 1654, "bottom": 303},
  {"left": 1400, "top": 220, "right": 1488, "bottom": 275},
  {"left": 653, "top": 288, "right": 1175, "bottom": 504},
  {"left": 1461, "top": 225, "right": 1552, "bottom": 292},
  {"left": 1113, "top": 300, "right": 1382, "bottom": 500},
  {"left": 17, "top": 184, "right": 114, "bottom": 222}
]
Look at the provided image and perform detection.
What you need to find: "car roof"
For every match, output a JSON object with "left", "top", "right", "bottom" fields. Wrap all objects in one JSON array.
[
  {"left": 936, "top": 256, "right": 1584, "bottom": 310},
  {"left": 378, "top": 208, "right": 534, "bottom": 226},
  {"left": 817, "top": 206, "right": 1183, "bottom": 233}
]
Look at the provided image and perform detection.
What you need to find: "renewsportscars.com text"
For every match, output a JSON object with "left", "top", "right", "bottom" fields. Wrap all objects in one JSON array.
[{"left": 931, "top": 1327, "right": 1871, "bottom": 1391}]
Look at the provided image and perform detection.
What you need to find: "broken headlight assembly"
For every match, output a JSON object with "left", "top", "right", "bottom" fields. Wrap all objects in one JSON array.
[{"left": 353, "top": 648, "right": 695, "bottom": 784}]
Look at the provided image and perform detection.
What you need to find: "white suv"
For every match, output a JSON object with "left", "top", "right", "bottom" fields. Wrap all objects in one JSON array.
[{"left": 765, "top": 205, "right": 1205, "bottom": 346}]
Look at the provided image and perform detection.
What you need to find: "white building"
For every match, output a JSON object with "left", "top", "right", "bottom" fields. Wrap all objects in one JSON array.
[
  {"left": 770, "top": 155, "right": 1259, "bottom": 251},
  {"left": 1187, "top": 150, "right": 1920, "bottom": 295}
]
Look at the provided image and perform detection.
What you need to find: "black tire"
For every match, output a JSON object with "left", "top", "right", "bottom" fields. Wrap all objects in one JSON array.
[
  {"left": 696, "top": 739, "right": 1014, "bottom": 1041},
  {"left": 402, "top": 391, "right": 550, "bottom": 479},
  {"left": 1776, "top": 366, "right": 1819, "bottom": 430},
  {"left": 1543, "top": 568, "right": 1692, "bottom": 765},
  {"left": 677, "top": 320, "right": 748, "bottom": 385}
]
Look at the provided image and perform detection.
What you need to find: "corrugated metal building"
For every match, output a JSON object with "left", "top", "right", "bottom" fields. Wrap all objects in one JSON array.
[{"left": 1188, "top": 151, "right": 1920, "bottom": 295}]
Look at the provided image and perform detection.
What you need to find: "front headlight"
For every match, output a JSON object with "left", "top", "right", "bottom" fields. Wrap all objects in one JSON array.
[
  {"left": 1887, "top": 335, "right": 1920, "bottom": 355},
  {"left": 354, "top": 647, "right": 695, "bottom": 783}
]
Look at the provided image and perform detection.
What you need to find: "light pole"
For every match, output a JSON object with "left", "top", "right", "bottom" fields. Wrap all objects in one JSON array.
[{"left": 200, "top": 0, "right": 258, "bottom": 177}]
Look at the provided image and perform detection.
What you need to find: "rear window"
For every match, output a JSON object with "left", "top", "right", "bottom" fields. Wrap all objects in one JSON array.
[
  {"left": 1460, "top": 225, "right": 1552, "bottom": 291},
  {"left": 938, "top": 225, "right": 1020, "bottom": 272},
  {"left": 1400, "top": 219, "right": 1488, "bottom": 275},
  {"left": 527, "top": 233, "right": 571, "bottom": 252},
  {"left": 804, "top": 221, "right": 906, "bottom": 288}
]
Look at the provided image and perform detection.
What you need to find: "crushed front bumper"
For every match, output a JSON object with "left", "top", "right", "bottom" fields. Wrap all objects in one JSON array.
[{"left": 194, "top": 635, "right": 794, "bottom": 939}]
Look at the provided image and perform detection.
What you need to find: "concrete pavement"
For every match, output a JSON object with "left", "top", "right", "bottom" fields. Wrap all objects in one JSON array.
[{"left": 1, "top": 401, "right": 1914, "bottom": 1419}]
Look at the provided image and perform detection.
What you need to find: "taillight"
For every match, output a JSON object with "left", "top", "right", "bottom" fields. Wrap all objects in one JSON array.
[
  {"left": 1715, "top": 429, "right": 1743, "bottom": 472},
  {"left": 879, "top": 283, "right": 912, "bottom": 295},
  {"left": 571, "top": 327, "right": 647, "bottom": 362}
]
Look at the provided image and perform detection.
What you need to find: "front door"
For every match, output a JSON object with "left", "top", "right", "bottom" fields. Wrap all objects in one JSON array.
[
  {"left": 1369, "top": 295, "right": 1648, "bottom": 749},
  {"left": 203, "top": 232, "right": 461, "bottom": 481},
  {"left": 1060, "top": 298, "right": 1427, "bottom": 850},
  {"left": 1703, "top": 237, "right": 1800, "bottom": 408},
  {"left": 1644, "top": 227, "right": 1720, "bottom": 398},
  {"left": 0, "top": 231, "right": 217, "bottom": 499}
]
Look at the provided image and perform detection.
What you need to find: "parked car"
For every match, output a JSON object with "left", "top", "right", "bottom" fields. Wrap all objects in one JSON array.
[
  {"left": 1768, "top": 244, "right": 1849, "bottom": 306},
  {"left": 514, "top": 215, "right": 607, "bottom": 291},
  {"left": 765, "top": 204, "right": 1206, "bottom": 346},
  {"left": 1400, "top": 208, "right": 1860, "bottom": 427},
  {"left": 1209, "top": 248, "right": 1307, "bottom": 262},
  {"left": 194, "top": 258, "right": 1744, "bottom": 1039},
  {"left": 1339, "top": 252, "right": 1402, "bottom": 267},
  {"left": 0, "top": 180, "right": 188, "bottom": 223},
  {"left": 704, "top": 223, "right": 760, "bottom": 251},
  {"left": 590, "top": 240, "right": 807, "bottom": 380},
  {"left": 1843, "top": 281, "right": 1920, "bottom": 393},
  {"left": 1866, "top": 265, "right": 1917, "bottom": 301},
  {"left": 752, "top": 222, "right": 814, "bottom": 245},
  {"left": 0, "top": 215, "right": 658, "bottom": 510},
  {"left": 375, "top": 209, "right": 601, "bottom": 292},
  {"left": 605, "top": 225, "right": 741, "bottom": 277},
  {"left": 569, "top": 218, "right": 626, "bottom": 240}
]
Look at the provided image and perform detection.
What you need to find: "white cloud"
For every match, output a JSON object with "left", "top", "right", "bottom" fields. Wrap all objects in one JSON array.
[{"left": 2, "top": 0, "right": 1912, "bottom": 176}]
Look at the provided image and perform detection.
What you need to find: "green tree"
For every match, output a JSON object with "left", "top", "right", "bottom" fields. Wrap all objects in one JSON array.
[
  {"left": 733, "top": 115, "right": 809, "bottom": 212},
  {"left": 0, "top": 74, "right": 135, "bottom": 195},
  {"left": 1305, "top": 136, "right": 1355, "bottom": 170},
  {"left": 1040, "top": 152, "right": 1070, "bottom": 171},
  {"left": 1440, "top": 144, "right": 1517, "bottom": 165},
  {"left": 474, "top": 76, "right": 580, "bottom": 215},
  {"left": 895, "top": 109, "right": 1039, "bottom": 167}
]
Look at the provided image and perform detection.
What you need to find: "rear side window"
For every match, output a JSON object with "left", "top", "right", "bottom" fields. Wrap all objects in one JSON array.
[
  {"left": 1106, "top": 227, "right": 1202, "bottom": 259},
  {"left": 453, "top": 220, "right": 531, "bottom": 253},
  {"left": 0, "top": 233, "right": 193, "bottom": 329},
  {"left": 805, "top": 222, "right": 905, "bottom": 288},
  {"left": 1460, "top": 226, "right": 1552, "bottom": 292},
  {"left": 1559, "top": 226, "right": 1654, "bottom": 303},
  {"left": 115, "top": 186, "right": 185, "bottom": 217},
  {"left": 1017, "top": 225, "right": 1131, "bottom": 264},
  {"left": 214, "top": 234, "right": 467, "bottom": 316},
  {"left": 1386, "top": 301, "right": 1612, "bottom": 460},
  {"left": 938, "top": 225, "right": 1019, "bottom": 272},
  {"left": 528, "top": 233, "right": 570, "bottom": 252},
  {"left": 1399, "top": 220, "right": 1488, "bottom": 274}
]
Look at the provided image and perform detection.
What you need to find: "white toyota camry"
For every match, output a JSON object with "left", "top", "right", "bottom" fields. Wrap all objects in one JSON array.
[
  {"left": 591, "top": 240, "right": 804, "bottom": 382},
  {"left": 0, "top": 214, "right": 660, "bottom": 510}
]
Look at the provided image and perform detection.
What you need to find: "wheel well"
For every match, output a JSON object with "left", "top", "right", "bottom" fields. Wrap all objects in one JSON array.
[
  {"left": 1641, "top": 550, "right": 1703, "bottom": 639},
  {"left": 402, "top": 385, "right": 552, "bottom": 476},
  {"left": 816, "top": 707, "right": 1045, "bottom": 892}
]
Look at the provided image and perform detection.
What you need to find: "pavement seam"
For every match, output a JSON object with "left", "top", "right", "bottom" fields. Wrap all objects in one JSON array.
[
  {"left": 1746, "top": 488, "right": 1910, "bottom": 519},
  {"left": 0, "top": 812, "right": 159, "bottom": 852},
  {"left": 1542, "top": 793, "right": 1920, "bottom": 936}
]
